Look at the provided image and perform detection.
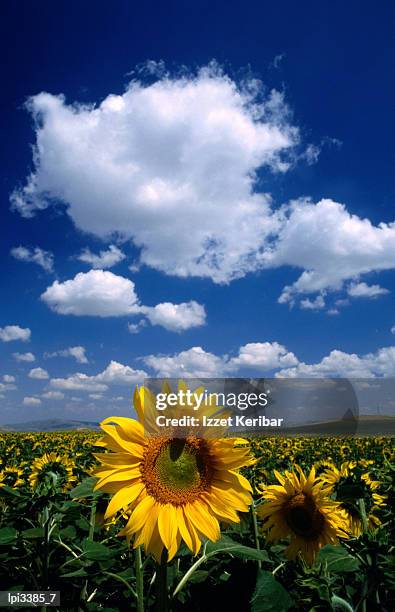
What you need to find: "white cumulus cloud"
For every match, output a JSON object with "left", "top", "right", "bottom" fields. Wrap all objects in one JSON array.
[
  {"left": 23, "top": 396, "right": 42, "bottom": 406},
  {"left": 94, "top": 360, "right": 147, "bottom": 385},
  {"left": 144, "top": 341, "right": 298, "bottom": 377},
  {"left": 11, "top": 65, "right": 297, "bottom": 283},
  {"left": 3, "top": 375, "right": 15, "bottom": 383},
  {"left": 77, "top": 245, "right": 126, "bottom": 269},
  {"left": 277, "top": 346, "right": 395, "bottom": 378},
  {"left": 347, "top": 282, "right": 389, "bottom": 298},
  {"left": 41, "top": 269, "right": 141, "bottom": 316},
  {"left": 49, "top": 360, "right": 147, "bottom": 392},
  {"left": 144, "top": 346, "right": 225, "bottom": 378},
  {"left": 42, "top": 270, "right": 205, "bottom": 331},
  {"left": 45, "top": 345, "right": 88, "bottom": 364},
  {"left": 50, "top": 374, "right": 108, "bottom": 393},
  {"left": 28, "top": 367, "right": 49, "bottom": 380},
  {"left": 144, "top": 301, "right": 206, "bottom": 332},
  {"left": 0, "top": 325, "right": 31, "bottom": 342},
  {"left": 10, "top": 245, "right": 54, "bottom": 272},
  {"left": 228, "top": 342, "right": 298, "bottom": 370},
  {"left": 274, "top": 199, "right": 395, "bottom": 304},
  {"left": 300, "top": 295, "right": 326, "bottom": 310}
]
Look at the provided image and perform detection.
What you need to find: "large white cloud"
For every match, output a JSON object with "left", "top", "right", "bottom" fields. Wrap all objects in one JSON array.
[
  {"left": 11, "top": 65, "right": 297, "bottom": 283},
  {"left": 10, "top": 246, "right": 54, "bottom": 272},
  {"left": 273, "top": 199, "right": 395, "bottom": 304},
  {"left": 0, "top": 325, "right": 31, "bottom": 342},
  {"left": 77, "top": 245, "right": 125, "bottom": 269},
  {"left": 41, "top": 269, "right": 206, "bottom": 331},
  {"left": 41, "top": 269, "right": 141, "bottom": 316},
  {"left": 11, "top": 65, "right": 395, "bottom": 297}
]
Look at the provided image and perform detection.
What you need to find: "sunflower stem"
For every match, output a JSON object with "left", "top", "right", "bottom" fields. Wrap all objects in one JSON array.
[
  {"left": 135, "top": 546, "right": 144, "bottom": 612},
  {"left": 251, "top": 500, "right": 262, "bottom": 570},
  {"left": 358, "top": 498, "right": 369, "bottom": 533},
  {"left": 156, "top": 549, "right": 168, "bottom": 612}
]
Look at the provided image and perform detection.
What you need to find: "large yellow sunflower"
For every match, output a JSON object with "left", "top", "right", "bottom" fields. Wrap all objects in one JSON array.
[
  {"left": 93, "top": 384, "right": 254, "bottom": 561},
  {"left": 258, "top": 465, "right": 349, "bottom": 565}
]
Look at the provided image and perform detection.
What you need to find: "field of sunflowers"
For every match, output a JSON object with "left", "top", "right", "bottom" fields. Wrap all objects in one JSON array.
[{"left": 0, "top": 391, "right": 394, "bottom": 611}]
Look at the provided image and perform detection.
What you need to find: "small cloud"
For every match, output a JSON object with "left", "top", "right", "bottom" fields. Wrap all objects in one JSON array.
[
  {"left": 0, "top": 325, "right": 31, "bottom": 342},
  {"left": 23, "top": 396, "right": 42, "bottom": 406},
  {"left": 144, "top": 301, "right": 206, "bottom": 332},
  {"left": 13, "top": 352, "right": 35, "bottom": 362},
  {"left": 127, "top": 320, "right": 147, "bottom": 334},
  {"left": 128, "top": 262, "right": 141, "bottom": 273},
  {"left": 0, "top": 382, "right": 16, "bottom": 392},
  {"left": 10, "top": 246, "right": 54, "bottom": 272},
  {"left": 28, "top": 367, "right": 49, "bottom": 380},
  {"left": 3, "top": 375, "right": 15, "bottom": 383},
  {"left": 347, "top": 281, "right": 389, "bottom": 299},
  {"left": 391, "top": 326, "right": 395, "bottom": 334},
  {"left": 42, "top": 391, "right": 64, "bottom": 400},
  {"left": 89, "top": 393, "right": 103, "bottom": 400},
  {"left": 300, "top": 295, "right": 325, "bottom": 311},
  {"left": 302, "top": 143, "right": 321, "bottom": 165},
  {"left": 335, "top": 298, "right": 350, "bottom": 307},
  {"left": 45, "top": 346, "right": 88, "bottom": 364},
  {"left": 327, "top": 308, "right": 339, "bottom": 316},
  {"left": 77, "top": 245, "right": 126, "bottom": 269},
  {"left": 271, "top": 53, "right": 285, "bottom": 69}
]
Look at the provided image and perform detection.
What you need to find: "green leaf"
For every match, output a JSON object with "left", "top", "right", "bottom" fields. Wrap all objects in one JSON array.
[
  {"left": 76, "top": 517, "right": 91, "bottom": 531},
  {"left": 21, "top": 527, "right": 45, "bottom": 539},
  {"left": 82, "top": 539, "right": 114, "bottom": 561},
  {"left": 70, "top": 476, "right": 100, "bottom": 499},
  {"left": 251, "top": 571, "right": 292, "bottom": 612},
  {"left": 61, "top": 568, "right": 89, "bottom": 578},
  {"left": 0, "top": 485, "right": 21, "bottom": 497},
  {"left": 331, "top": 595, "right": 355, "bottom": 611},
  {"left": 0, "top": 527, "right": 17, "bottom": 545},
  {"left": 318, "top": 545, "right": 360, "bottom": 573},
  {"left": 59, "top": 525, "right": 77, "bottom": 539},
  {"left": 205, "top": 535, "right": 269, "bottom": 562},
  {"left": 188, "top": 570, "right": 209, "bottom": 583}
]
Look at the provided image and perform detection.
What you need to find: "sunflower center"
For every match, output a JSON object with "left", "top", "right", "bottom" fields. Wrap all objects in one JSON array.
[
  {"left": 284, "top": 493, "right": 325, "bottom": 540},
  {"left": 141, "top": 437, "right": 212, "bottom": 505}
]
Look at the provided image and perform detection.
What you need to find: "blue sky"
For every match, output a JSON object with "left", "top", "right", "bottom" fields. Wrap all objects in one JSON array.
[{"left": 1, "top": 1, "right": 395, "bottom": 423}]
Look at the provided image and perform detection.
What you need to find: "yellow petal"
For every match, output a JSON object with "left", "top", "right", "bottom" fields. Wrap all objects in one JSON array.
[
  {"left": 104, "top": 481, "right": 145, "bottom": 519},
  {"left": 158, "top": 504, "right": 178, "bottom": 551}
]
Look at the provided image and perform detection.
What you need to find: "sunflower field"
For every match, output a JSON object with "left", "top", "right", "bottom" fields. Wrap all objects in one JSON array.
[{"left": 0, "top": 395, "right": 394, "bottom": 611}]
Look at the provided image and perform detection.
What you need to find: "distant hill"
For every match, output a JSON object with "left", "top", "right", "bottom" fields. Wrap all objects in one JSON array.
[{"left": 0, "top": 419, "right": 100, "bottom": 432}]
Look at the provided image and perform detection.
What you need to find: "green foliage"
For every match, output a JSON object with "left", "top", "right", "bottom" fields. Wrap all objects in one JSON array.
[{"left": 0, "top": 431, "right": 393, "bottom": 610}]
